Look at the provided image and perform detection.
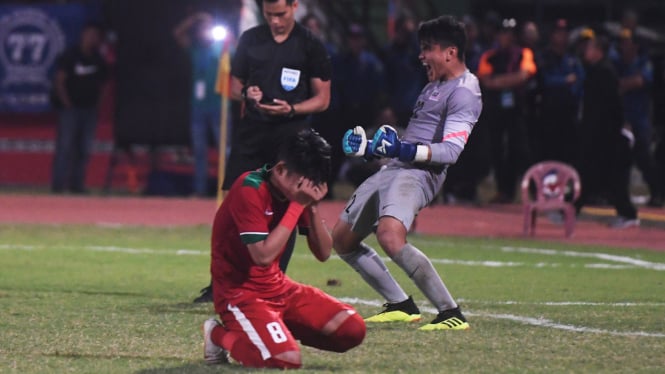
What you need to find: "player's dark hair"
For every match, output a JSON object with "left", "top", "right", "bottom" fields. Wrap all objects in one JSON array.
[
  {"left": 418, "top": 15, "right": 467, "bottom": 62},
  {"left": 262, "top": 0, "right": 295, "bottom": 5},
  {"left": 278, "top": 128, "right": 331, "bottom": 185}
]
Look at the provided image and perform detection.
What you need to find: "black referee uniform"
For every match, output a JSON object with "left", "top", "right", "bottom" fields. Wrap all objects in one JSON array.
[{"left": 223, "top": 22, "right": 332, "bottom": 191}]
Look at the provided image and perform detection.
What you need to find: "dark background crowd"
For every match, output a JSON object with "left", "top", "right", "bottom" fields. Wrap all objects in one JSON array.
[{"left": 1, "top": 0, "right": 664, "bottom": 209}]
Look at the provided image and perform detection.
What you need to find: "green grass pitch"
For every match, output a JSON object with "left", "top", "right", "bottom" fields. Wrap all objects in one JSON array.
[{"left": 1, "top": 224, "right": 664, "bottom": 373}]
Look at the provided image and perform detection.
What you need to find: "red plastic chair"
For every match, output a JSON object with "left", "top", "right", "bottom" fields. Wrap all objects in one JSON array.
[{"left": 521, "top": 161, "right": 581, "bottom": 237}]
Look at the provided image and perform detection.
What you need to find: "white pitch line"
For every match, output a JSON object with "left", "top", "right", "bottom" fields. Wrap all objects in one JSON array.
[
  {"left": 456, "top": 299, "right": 665, "bottom": 307},
  {"left": 2, "top": 243, "right": 664, "bottom": 336},
  {"left": 339, "top": 297, "right": 665, "bottom": 338},
  {"left": 501, "top": 246, "right": 665, "bottom": 271},
  {"left": 0, "top": 244, "right": 40, "bottom": 250},
  {"left": 480, "top": 312, "right": 665, "bottom": 338},
  {"left": 3, "top": 244, "right": 665, "bottom": 271},
  {"left": 0, "top": 244, "right": 206, "bottom": 255}
]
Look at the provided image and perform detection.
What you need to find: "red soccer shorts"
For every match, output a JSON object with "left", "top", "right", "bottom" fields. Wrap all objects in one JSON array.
[{"left": 218, "top": 281, "right": 356, "bottom": 363}]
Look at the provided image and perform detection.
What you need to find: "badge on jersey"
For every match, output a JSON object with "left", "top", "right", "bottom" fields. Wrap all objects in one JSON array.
[
  {"left": 281, "top": 68, "right": 301, "bottom": 91},
  {"left": 428, "top": 89, "right": 442, "bottom": 101},
  {"left": 194, "top": 80, "right": 206, "bottom": 100}
]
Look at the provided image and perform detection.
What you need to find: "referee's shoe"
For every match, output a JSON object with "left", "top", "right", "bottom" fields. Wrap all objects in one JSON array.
[{"left": 193, "top": 284, "right": 213, "bottom": 303}]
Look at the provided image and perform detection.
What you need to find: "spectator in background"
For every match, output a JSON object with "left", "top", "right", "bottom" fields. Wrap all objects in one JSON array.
[
  {"left": 575, "top": 35, "right": 639, "bottom": 228},
  {"left": 613, "top": 28, "right": 662, "bottom": 207},
  {"left": 655, "top": 131, "right": 665, "bottom": 208},
  {"left": 301, "top": 13, "right": 337, "bottom": 56},
  {"left": 51, "top": 22, "right": 108, "bottom": 194},
  {"left": 534, "top": 19, "right": 584, "bottom": 164},
  {"left": 302, "top": 12, "right": 343, "bottom": 198},
  {"left": 383, "top": 13, "right": 426, "bottom": 127},
  {"left": 478, "top": 10, "right": 501, "bottom": 51},
  {"left": 174, "top": 11, "right": 224, "bottom": 197},
  {"left": 653, "top": 59, "right": 665, "bottom": 208},
  {"left": 520, "top": 20, "right": 540, "bottom": 51},
  {"left": 462, "top": 15, "right": 485, "bottom": 74},
  {"left": 607, "top": 8, "right": 647, "bottom": 61},
  {"left": 573, "top": 27, "right": 596, "bottom": 60},
  {"left": 333, "top": 23, "right": 386, "bottom": 131},
  {"left": 193, "top": 0, "right": 332, "bottom": 303},
  {"left": 520, "top": 20, "right": 542, "bottom": 166},
  {"left": 477, "top": 18, "right": 537, "bottom": 203}
]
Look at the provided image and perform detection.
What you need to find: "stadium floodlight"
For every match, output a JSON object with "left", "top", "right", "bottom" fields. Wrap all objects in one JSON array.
[{"left": 211, "top": 25, "right": 228, "bottom": 41}]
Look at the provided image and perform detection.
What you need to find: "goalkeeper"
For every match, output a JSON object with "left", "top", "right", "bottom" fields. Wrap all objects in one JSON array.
[{"left": 333, "top": 15, "right": 482, "bottom": 331}]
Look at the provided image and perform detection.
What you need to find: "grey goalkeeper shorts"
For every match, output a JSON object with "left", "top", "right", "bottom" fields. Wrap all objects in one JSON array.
[{"left": 339, "top": 166, "right": 438, "bottom": 238}]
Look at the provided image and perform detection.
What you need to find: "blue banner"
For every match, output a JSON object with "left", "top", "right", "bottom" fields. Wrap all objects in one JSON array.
[{"left": 0, "top": 3, "right": 99, "bottom": 112}]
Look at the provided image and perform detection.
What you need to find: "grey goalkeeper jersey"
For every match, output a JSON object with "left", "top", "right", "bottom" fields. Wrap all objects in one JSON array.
[{"left": 386, "top": 69, "right": 482, "bottom": 185}]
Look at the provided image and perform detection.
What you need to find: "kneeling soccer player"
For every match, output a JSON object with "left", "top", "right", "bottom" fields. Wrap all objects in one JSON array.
[{"left": 202, "top": 128, "right": 366, "bottom": 369}]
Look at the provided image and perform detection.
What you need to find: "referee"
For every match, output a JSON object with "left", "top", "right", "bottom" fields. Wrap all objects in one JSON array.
[{"left": 194, "top": 0, "right": 332, "bottom": 302}]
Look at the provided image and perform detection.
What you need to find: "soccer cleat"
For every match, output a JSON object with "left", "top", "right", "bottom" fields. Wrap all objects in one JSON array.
[
  {"left": 364, "top": 296, "right": 422, "bottom": 323},
  {"left": 419, "top": 306, "right": 470, "bottom": 331},
  {"left": 202, "top": 318, "right": 229, "bottom": 365},
  {"left": 193, "top": 285, "right": 213, "bottom": 303}
]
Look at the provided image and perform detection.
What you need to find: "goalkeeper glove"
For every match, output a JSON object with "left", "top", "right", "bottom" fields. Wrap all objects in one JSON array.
[
  {"left": 370, "top": 125, "right": 429, "bottom": 163},
  {"left": 342, "top": 126, "right": 375, "bottom": 161}
]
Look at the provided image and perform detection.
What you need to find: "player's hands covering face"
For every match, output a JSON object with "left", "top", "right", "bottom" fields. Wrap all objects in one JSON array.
[{"left": 291, "top": 177, "right": 328, "bottom": 206}]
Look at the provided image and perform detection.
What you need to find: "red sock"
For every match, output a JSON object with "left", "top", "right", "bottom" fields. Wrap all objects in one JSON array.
[{"left": 210, "top": 324, "right": 227, "bottom": 347}]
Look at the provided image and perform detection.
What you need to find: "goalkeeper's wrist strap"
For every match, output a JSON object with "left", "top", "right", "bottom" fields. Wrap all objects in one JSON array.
[
  {"left": 400, "top": 143, "right": 429, "bottom": 163},
  {"left": 363, "top": 140, "right": 375, "bottom": 161},
  {"left": 279, "top": 202, "right": 305, "bottom": 231},
  {"left": 414, "top": 144, "right": 429, "bottom": 162}
]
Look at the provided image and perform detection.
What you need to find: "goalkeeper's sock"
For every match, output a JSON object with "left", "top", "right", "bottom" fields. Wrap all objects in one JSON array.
[
  {"left": 392, "top": 243, "right": 457, "bottom": 312},
  {"left": 338, "top": 243, "right": 409, "bottom": 304}
]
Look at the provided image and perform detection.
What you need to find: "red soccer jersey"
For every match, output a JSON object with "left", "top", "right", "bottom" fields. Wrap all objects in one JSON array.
[{"left": 210, "top": 166, "right": 308, "bottom": 313}]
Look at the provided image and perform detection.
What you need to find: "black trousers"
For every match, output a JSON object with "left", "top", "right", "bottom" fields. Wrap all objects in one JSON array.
[
  {"left": 574, "top": 136, "right": 637, "bottom": 219},
  {"left": 485, "top": 107, "right": 531, "bottom": 199}
]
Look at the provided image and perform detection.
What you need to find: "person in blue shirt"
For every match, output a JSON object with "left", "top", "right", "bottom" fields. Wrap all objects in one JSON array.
[
  {"left": 333, "top": 23, "right": 386, "bottom": 131},
  {"left": 383, "top": 14, "right": 427, "bottom": 128},
  {"left": 613, "top": 28, "right": 662, "bottom": 206},
  {"left": 534, "top": 19, "right": 584, "bottom": 164},
  {"left": 174, "top": 11, "right": 225, "bottom": 197}
]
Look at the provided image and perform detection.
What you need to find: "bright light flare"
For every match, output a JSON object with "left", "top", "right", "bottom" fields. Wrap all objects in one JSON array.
[{"left": 211, "top": 25, "right": 228, "bottom": 41}]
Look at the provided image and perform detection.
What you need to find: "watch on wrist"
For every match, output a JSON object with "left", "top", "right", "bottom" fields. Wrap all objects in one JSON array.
[{"left": 288, "top": 104, "right": 296, "bottom": 118}]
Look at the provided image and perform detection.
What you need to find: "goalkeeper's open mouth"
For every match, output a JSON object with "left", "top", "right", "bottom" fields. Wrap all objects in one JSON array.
[{"left": 423, "top": 62, "right": 435, "bottom": 82}]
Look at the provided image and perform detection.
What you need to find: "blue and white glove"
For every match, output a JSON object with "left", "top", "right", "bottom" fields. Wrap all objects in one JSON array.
[
  {"left": 342, "top": 126, "right": 374, "bottom": 160},
  {"left": 370, "top": 125, "right": 429, "bottom": 163}
]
